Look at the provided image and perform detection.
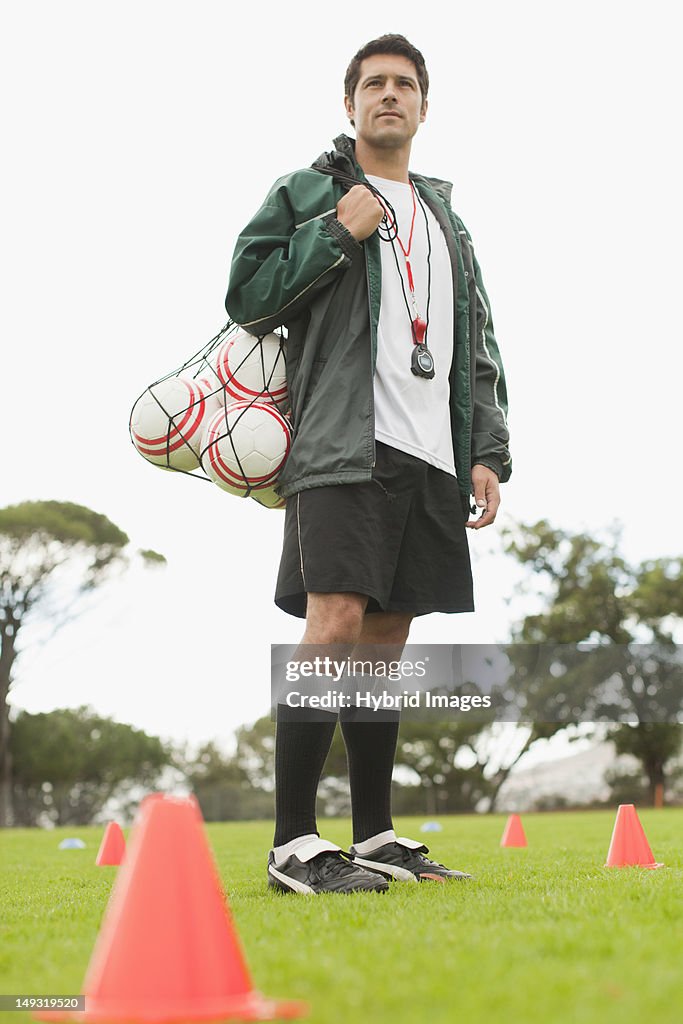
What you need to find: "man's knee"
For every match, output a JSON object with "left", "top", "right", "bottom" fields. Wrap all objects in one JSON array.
[
  {"left": 359, "top": 611, "right": 413, "bottom": 646},
  {"left": 304, "top": 592, "right": 369, "bottom": 644}
]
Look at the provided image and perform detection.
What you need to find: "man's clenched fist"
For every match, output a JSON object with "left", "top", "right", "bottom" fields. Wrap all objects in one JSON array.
[{"left": 335, "top": 185, "right": 385, "bottom": 241}]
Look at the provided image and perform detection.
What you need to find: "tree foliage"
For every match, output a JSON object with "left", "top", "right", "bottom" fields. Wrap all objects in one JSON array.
[
  {"left": 502, "top": 520, "right": 683, "bottom": 804},
  {"left": 11, "top": 706, "right": 172, "bottom": 826},
  {"left": 0, "top": 500, "right": 164, "bottom": 826},
  {"left": 173, "top": 739, "right": 273, "bottom": 822},
  {"left": 393, "top": 720, "right": 493, "bottom": 814}
]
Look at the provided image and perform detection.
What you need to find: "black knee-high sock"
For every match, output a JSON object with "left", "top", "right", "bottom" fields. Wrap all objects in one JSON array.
[
  {"left": 340, "top": 710, "right": 400, "bottom": 845},
  {"left": 273, "top": 703, "right": 338, "bottom": 847}
]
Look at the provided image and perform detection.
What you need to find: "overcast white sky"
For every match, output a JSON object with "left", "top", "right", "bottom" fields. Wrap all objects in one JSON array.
[{"left": 2, "top": 1, "right": 681, "bottom": 758}]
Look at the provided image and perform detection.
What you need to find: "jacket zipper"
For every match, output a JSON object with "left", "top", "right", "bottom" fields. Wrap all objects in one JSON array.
[{"left": 365, "top": 245, "right": 377, "bottom": 469}]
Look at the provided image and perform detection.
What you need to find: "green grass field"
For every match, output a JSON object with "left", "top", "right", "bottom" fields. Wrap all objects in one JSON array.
[{"left": 1, "top": 810, "right": 682, "bottom": 1024}]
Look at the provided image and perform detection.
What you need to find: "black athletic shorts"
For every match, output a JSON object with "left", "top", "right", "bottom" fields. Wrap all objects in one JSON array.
[{"left": 274, "top": 441, "right": 474, "bottom": 619}]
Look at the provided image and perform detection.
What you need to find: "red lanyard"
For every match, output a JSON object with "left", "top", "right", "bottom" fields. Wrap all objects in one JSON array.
[{"left": 380, "top": 183, "right": 427, "bottom": 345}]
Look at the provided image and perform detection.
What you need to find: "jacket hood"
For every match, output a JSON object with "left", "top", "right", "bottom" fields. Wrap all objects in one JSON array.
[{"left": 311, "top": 133, "right": 455, "bottom": 206}]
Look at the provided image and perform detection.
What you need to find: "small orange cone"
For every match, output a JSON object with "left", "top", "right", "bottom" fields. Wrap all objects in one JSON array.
[
  {"left": 95, "top": 822, "right": 126, "bottom": 866},
  {"left": 500, "top": 814, "right": 527, "bottom": 847},
  {"left": 35, "top": 793, "right": 307, "bottom": 1022},
  {"left": 605, "top": 803, "right": 664, "bottom": 868}
]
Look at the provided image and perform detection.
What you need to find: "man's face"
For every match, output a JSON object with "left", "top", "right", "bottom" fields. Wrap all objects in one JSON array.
[{"left": 345, "top": 54, "right": 427, "bottom": 150}]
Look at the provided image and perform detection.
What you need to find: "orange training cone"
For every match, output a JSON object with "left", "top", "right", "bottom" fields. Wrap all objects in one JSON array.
[
  {"left": 605, "top": 803, "right": 664, "bottom": 868},
  {"left": 95, "top": 822, "right": 126, "bottom": 866},
  {"left": 500, "top": 813, "right": 527, "bottom": 847},
  {"left": 34, "top": 793, "right": 308, "bottom": 1022}
]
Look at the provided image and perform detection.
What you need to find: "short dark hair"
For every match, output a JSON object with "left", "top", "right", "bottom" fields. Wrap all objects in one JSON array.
[{"left": 344, "top": 34, "right": 429, "bottom": 107}]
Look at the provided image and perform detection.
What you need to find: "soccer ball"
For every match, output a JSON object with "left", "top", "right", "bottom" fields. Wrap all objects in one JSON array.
[
  {"left": 252, "top": 485, "right": 287, "bottom": 510},
  {"left": 192, "top": 371, "right": 225, "bottom": 418},
  {"left": 214, "top": 331, "right": 288, "bottom": 408},
  {"left": 130, "top": 377, "right": 214, "bottom": 471},
  {"left": 200, "top": 400, "right": 291, "bottom": 495}
]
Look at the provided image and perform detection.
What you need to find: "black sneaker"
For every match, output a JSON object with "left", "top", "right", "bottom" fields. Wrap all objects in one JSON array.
[
  {"left": 267, "top": 837, "right": 389, "bottom": 894},
  {"left": 348, "top": 836, "right": 473, "bottom": 883}
]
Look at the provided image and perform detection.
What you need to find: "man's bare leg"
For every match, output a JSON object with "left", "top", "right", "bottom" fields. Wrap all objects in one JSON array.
[
  {"left": 298, "top": 591, "right": 369, "bottom": 646},
  {"left": 355, "top": 609, "right": 413, "bottom": 649}
]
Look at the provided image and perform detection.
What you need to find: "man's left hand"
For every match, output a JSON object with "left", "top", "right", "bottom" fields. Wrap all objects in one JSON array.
[{"left": 465, "top": 464, "right": 501, "bottom": 530}]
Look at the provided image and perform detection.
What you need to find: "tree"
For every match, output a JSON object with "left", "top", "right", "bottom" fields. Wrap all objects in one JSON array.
[
  {"left": 174, "top": 740, "right": 274, "bottom": 822},
  {"left": 0, "top": 500, "right": 165, "bottom": 826},
  {"left": 502, "top": 521, "right": 683, "bottom": 805},
  {"left": 232, "top": 716, "right": 277, "bottom": 791},
  {"left": 393, "top": 720, "right": 494, "bottom": 814},
  {"left": 11, "top": 706, "right": 173, "bottom": 826}
]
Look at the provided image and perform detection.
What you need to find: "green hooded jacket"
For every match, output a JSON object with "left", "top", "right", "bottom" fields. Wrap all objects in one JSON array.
[{"left": 225, "top": 134, "right": 511, "bottom": 507}]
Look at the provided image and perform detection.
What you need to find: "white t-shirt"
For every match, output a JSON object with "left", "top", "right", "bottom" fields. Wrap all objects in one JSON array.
[{"left": 366, "top": 174, "right": 456, "bottom": 476}]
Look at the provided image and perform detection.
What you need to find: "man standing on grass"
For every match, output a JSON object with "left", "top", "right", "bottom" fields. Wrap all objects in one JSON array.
[{"left": 226, "top": 34, "right": 511, "bottom": 893}]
